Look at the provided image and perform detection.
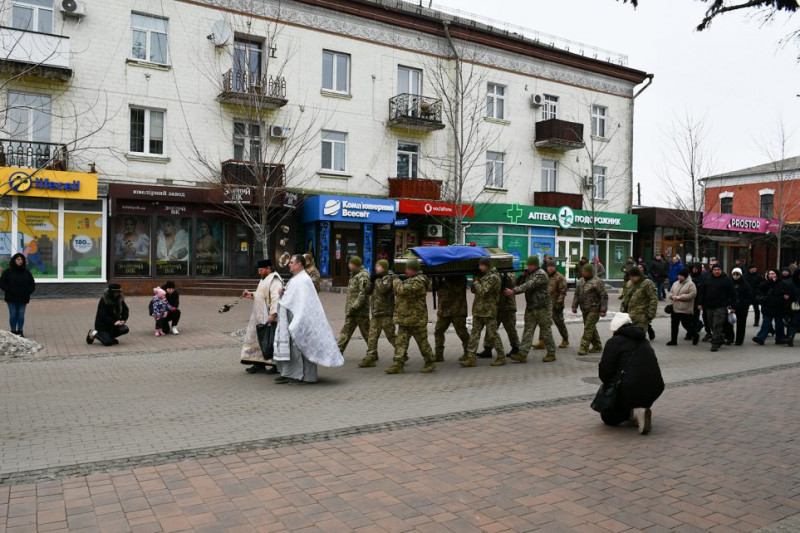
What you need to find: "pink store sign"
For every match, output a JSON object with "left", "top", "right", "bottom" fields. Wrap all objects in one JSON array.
[{"left": 702, "top": 212, "right": 782, "bottom": 234}]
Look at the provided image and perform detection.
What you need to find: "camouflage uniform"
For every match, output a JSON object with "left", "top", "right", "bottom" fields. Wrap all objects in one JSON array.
[
  {"left": 463, "top": 267, "right": 506, "bottom": 366},
  {"left": 571, "top": 274, "right": 608, "bottom": 354},
  {"left": 337, "top": 266, "right": 371, "bottom": 352},
  {"left": 433, "top": 276, "right": 470, "bottom": 362},
  {"left": 539, "top": 269, "right": 568, "bottom": 347},
  {"left": 306, "top": 265, "right": 322, "bottom": 293},
  {"left": 388, "top": 273, "right": 435, "bottom": 373},
  {"left": 514, "top": 267, "right": 556, "bottom": 362},
  {"left": 360, "top": 273, "right": 396, "bottom": 366},
  {"left": 622, "top": 278, "right": 658, "bottom": 333},
  {"left": 482, "top": 272, "right": 519, "bottom": 355}
]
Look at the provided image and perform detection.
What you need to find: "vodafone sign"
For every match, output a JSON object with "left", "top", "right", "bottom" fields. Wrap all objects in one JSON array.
[{"left": 396, "top": 199, "right": 474, "bottom": 218}]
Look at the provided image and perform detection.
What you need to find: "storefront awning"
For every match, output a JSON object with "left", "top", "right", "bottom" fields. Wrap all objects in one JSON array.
[{"left": 396, "top": 199, "right": 474, "bottom": 218}]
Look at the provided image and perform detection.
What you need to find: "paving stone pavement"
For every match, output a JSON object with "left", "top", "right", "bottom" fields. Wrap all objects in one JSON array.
[{"left": 1, "top": 365, "right": 798, "bottom": 532}]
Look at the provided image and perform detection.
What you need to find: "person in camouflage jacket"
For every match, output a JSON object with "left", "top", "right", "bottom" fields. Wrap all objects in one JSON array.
[
  {"left": 359, "top": 259, "right": 396, "bottom": 368},
  {"left": 337, "top": 256, "right": 371, "bottom": 353},
  {"left": 479, "top": 271, "right": 519, "bottom": 358},
  {"left": 462, "top": 258, "right": 506, "bottom": 367},
  {"left": 571, "top": 263, "right": 608, "bottom": 355},
  {"left": 504, "top": 255, "right": 556, "bottom": 362},
  {"left": 533, "top": 262, "right": 569, "bottom": 350},
  {"left": 621, "top": 266, "right": 658, "bottom": 333},
  {"left": 433, "top": 275, "right": 470, "bottom": 363},
  {"left": 386, "top": 259, "right": 435, "bottom": 374}
]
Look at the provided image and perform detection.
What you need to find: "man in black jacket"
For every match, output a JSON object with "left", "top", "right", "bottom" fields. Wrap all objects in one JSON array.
[
  {"left": 744, "top": 264, "right": 762, "bottom": 326},
  {"left": 161, "top": 281, "right": 181, "bottom": 334},
  {"left": 86, "top": 283, "right": 130, "bottom": 346},
  {"left": 649, "top": 254, "right": 668, "bottom": 301},
  {"left": 697, "top": 264, "right": 735, "bottom": 352}
]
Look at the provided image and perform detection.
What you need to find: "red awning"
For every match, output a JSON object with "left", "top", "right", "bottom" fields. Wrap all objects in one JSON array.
[{"left": 396, "top": 199, "right": 474, "bottom": 218}]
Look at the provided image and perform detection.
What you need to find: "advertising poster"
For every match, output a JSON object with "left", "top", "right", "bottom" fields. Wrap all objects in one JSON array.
[
  {"left": 18, "top": 210, "right": 59, "bottom": 278},
  {"left": 64, "top": 213, "right": 103, "bottom": 278},
  {"left": 0, "top": 209, "right": 12, "bottom": 267},
  {"left": 155, "top": 216, "right": 191, "bottom": 276},
  {"left": 502, "top": 235, "right": 528, "bottom": 270},
  {"left": 363, "top": 224, "right": 373, "bottom": 273},
  {"left": 195, "top": 218, "right": 224, "bottom": 276},
  {"left": 273, "top": 221, "right": 294, "bottom": 276},
  {"left": 318, "top": 222, "right": 330, "bottom": 277},
  {"left": 114, "top": 215, "right": 151, "bottom": 276}
]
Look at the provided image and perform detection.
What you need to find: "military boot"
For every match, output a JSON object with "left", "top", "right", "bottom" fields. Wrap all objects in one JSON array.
[
  {"left": 385, "top": 363, "right": 405, "bottom": 374},
  {"left": 577, "top": 347, "right": 589, "bottom": 355},
  {"left": 420, "top": 360, "right": 436, "bottom": 373},
  {"left": 358, "top": 357, "right": 377, "bottom": 368},
  {"left": 458, "top": 353, "right": 468, "bottom": 362},
  {"left": 559, "top": 340, "right": 569, "bottom": 349},
  {"left": 543, "top": 353, "right": 557, "bottom": 363},
  {"left": 434, "top": 349, "right": 445, "bottom": 363},
  {"left": 505, "top": 346, "right": 519, "bottom": 357},
  {"left": 477, "top": 347, "right": 493, "bottom": 359},
  {"left": 589, "top": 345, "right": 603, "bottom": 354},
  {"left": 532, "top": 341, "right": 546, "bottom": 350},
  {"left": 490, "top": 356, "right": 506, "bottom": 367},
  {"left": 509, "top": 353, "right": 527, "bottom": 363},
  {"left": 459, "top": 356, "right": 477, "bottom": 368}
]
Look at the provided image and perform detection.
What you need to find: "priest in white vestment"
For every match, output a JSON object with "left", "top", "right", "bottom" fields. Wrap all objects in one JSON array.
[{"left": 240, "top": 259, "right": 283, "bottom": 373}]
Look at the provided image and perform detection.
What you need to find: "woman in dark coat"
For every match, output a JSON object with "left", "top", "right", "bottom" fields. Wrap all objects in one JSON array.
[
  {"left": 727, "top": 268, "right": 752, "bottom": 346},
  {"left": 0, "top": 253, "right": 36, "bottom": 336},
  {"left": 785, "top": 269, "right": 800, "bottom": 346},
  {"left": 86, "top": 283, "right": 130, "bottom": 346},
  {"left": 598, "top": 312, "right": 665, "bottom": 435},
  {"left": 753, "top": 269, "right": 791, "bottom": 345}
]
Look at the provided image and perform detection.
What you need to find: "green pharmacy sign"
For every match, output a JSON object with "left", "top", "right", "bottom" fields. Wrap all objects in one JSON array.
[{"left": 474, "top": 203, "right": 638, "bottom": 232}]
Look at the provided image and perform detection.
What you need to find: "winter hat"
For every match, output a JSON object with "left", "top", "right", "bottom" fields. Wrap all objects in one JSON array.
[
  {"left": 679, "top": 268, "right": 690, "bottom": 278},
  {"left": 711, "top": 263, "right": 723, "bottom": 271},
  {"left": 582, "top": 263, "right": 594, "bottom": 274},
  {"left": 546, "top": 261, "right": 558, "bottom": 270},
  {"left": 154, "top": 287, "right": 166, "bottom": 298},
  {"left": 256, "top": 259, "right": 273, "bottom": 269},
  {"left": 376, "top": 259, "right": 390, "bottom": 271},
  {"left": 526, "top": 255, "right": 540, "bottom": 266},
  {"left": 781, "top": 266, "right": 791, "bottom": 274},
  {"left": 349, "top": 256, "right": 363, "bottom": 268},
  {"left": 627, "top": 266, "right": 642, "bottom": 278},
  {"left": 610, "top": 312, "right": 632, "bottom": 334},
  {"left": 406, "top": 259, "right": 421, "bottom": 272},
  {"left": 108, "top": 283, "right": 122, "bottom": 292},
  {"left": 478, "top": 257, "right": 492, "bottom": 267},
  {"left": 163, "top": 281, "right": 176, "bottom": 289},
  {"left": 731, "top": 268, "right": 743, "bottom": 276}
]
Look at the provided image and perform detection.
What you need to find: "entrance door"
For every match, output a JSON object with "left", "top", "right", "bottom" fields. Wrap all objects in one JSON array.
[
  {"left": 332, "top": 229, "right": 362, "bottom": 286},
  {"left": 231, "top": 222, "right": 252, "bottom": 278},
  {"left": 557, "top": 238, "right": 582, "bottom": 282}
]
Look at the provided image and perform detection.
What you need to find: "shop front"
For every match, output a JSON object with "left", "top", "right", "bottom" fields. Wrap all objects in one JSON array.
[
  {"left": 393, "top": 199, "right": 475, "bottom": 256},
  {"left": 468, "top": 203, "right": 637, "bottom": 281},
  {"left": 702, "top": 212, "right": 781, "bottom": 271},
  {"left": 0, "top": 167, "right": 103, "bottom": 283},
  {"left": 302, "top": 195, "right": 396, "bottom": 286}
]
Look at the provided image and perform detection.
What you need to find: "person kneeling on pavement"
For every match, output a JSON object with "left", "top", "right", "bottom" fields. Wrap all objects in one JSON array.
[
  {"left": 597, "top": 313, "right": 664, "bottom": 435},
  {"left": 86, "top": 283, "right": 130, "bottom": 346}
]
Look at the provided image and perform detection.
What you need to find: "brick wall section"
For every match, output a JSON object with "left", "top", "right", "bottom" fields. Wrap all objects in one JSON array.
[{"left": 705, "top": 180, "right": 800, "bottom": 220}]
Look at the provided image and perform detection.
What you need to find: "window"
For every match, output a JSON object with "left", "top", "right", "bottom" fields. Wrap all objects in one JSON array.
[
  {"left": 131, "top": 13, "right": 168, "bottom": 64},
  {"left": 542, "top": 94, "right": 558, "bottom": 120},
  {"left": 486, "top": 151, "right": 505, "bottom": 189},
  {"left": 592, "top": 166, "right": 606, "bottom": 199},
  {"left": 233, "top": 121, "right": 261, "bottom": 162},
  {"left": 12, "top": 0, "right": 53, "bottom": 33},
  {"left": 760, "top": 194, "right": 774, "bottom": 220},
  {"left": 486, "top": 83, "right": 505, "bottom": 120},
  {"left": 397, "top": 66, "right": 422, "bottom": 95},
  {"left": 591, "top": 105, "right": 607, "bottom": 137},
  {"left": 720, "top": 197, "right": 733, "bottom": 214},
  {"left": 322, "top": 50, "right": 350, "bottom": 93},
  {"left": 130, "top": 107, "right": 165, "bottom": 155},
  {"left": 321, "top": 131, "right": 347, "bottom": 172},
  {"left": 541, "top": 160, "right": 557, "bottom": 192},
  {"left": 396, "top": 142, "right": 419, "bottom": 179},
  {"left": 8, "top": 92, "right": 51, "bottom": 142},
  {"left": 233, "top": 38, "right": 262, "bottom": 91}
]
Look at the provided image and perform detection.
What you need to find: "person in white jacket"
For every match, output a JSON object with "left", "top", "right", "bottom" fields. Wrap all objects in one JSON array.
[{"left": 666, "top": 268, "right": 698, "bottom": 346}]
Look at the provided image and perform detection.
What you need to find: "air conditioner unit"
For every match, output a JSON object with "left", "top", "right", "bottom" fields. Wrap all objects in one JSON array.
[
  {"left": 530, "top": 94, "right": 543, "bottom": 108},
  {"left": 270, "top": 125, "right": 286, "bottom": 139},
  {"left": 583, "top": 176, "right": 594, "bottom": 190},
  {"left": 60, "top": 0, "right": 85, "bottom": 17},
  {"left": 425, "top": 224, "right": 444, "bottom": 238}
]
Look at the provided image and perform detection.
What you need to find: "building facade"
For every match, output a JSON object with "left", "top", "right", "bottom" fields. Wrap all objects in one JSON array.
[{"left": 0, "top": 0, "right": 650, "bottom": 289}]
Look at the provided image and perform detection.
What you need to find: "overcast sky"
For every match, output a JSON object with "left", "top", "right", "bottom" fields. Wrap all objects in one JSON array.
[{"left": 443, "top": 0, "right": 800, "bottom": 207}]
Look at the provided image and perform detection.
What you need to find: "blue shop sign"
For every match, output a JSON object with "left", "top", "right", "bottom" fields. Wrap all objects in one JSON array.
[
  {"left": 395, "top": 218, "right": 409, "bottom": 227},
  {"left": 302, "top": 195, "right": 396, "bottom": 224}
]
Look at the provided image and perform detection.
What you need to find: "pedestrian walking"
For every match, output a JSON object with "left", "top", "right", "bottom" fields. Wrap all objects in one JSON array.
[
  {"left": 668, "top": 255, "right": 684, "bottom": 289},
  {"left": 461, "top": 258, "right": 506, "bottom": 367},
  {"left": 596, "top": 313, "right": 664, "bottom": 435},
  {"left": 0, "top": 253, "right": 35, "bottom": 336},
  {"left": 593, "top": 257, "right": 606, "bottom": 279},
  {"left": 745, "top": 264, "right": 762, "bottom": 326},
  {"left": 571, "top": 262, "right": 608, "bottom": 355},
  {"left": 666, "top": 269, "right": 698, "bottom": 346},
  {"left": 753, "top": 269, "right": 791, "bottom": 345},
  {"left": 151, "top": 287, "right": 171, "bottom": 336},
  {"left": 505, "top": 256, "right": 556, "bottom": 363},
  {"left": 86, "top": 283, "right": 129, "bottom": 346},
  {"left": 160, "top": 281, "right": 181, "bottom": 334},
  {"left": 621, "top": 256, "right": 636, "bottom": 282},
  {"left": 274, "top": 255, "right": 344, "bottom": 384},
  {"left": 726, "top": 268, "right": 752, "bottom": 345},
  {"left": 240, "top": 260, "right": 283, "bottom": 374},
  {"left": 434, "top": 275, "right": 470, "bottom": 363},
  {"left": 621, "top": 267, "right": 658, "bottom": 336},
  {"left": 697, "top": 263, "right": 736, "bottom": 352},
  {"left": 337, "top": 256, "right": 370, "bottom": 353},
  {"left": 359, "top": 260, "right": 396, "bottom": 368},
  {"left": 304, "top": 254, "right": 322, "bottom": 293},
  {"left": 386, "top": 259, "right": 436, "bottom": 374},
  {"left": 649, "top": 253, "right": 668, "bottom": 300},
  {"left": 541, "top": 261, "right": 569, "bottom": 349}
]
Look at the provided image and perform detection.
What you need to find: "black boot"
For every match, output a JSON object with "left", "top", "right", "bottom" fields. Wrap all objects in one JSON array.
[
  {"left": 477, "top": 347, "right": 493, "bottom": 359},
  {"left": 647, "top": 325, "right": 655, "bottom": 341},
  {"left": 505, "top": 346, "right": 519, "bottom": 357}
]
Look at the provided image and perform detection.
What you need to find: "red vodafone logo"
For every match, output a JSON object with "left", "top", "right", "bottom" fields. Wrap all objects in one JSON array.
[{"left": 424, "top": 203, "right": 434, "bottom": 214}]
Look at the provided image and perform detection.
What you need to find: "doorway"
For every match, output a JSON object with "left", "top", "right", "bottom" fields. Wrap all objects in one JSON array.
[
  {"left": 557, "top": 237, "right": 582, "bottom": 281},
  {"left": 230, "top": 222, "right": 253, "bottom": 278},
  {"left": 332, "top": 228, "right": 362, "bottom": 286}
]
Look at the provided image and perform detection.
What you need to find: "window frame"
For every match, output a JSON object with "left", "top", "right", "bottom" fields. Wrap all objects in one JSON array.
[
  {"left": 720, "top": 197, "right": 733, "bottom": 214},
  {"left": 592, "top": 165, "right": 607, "bottom": 199},
  {"left": 233, "top": 121, "right": 263, "bottom": 163},
  {"left": 542, "top": 94, "right": 558, "bottom": 121},
  {"left": 130, "top": 13, "right": 169, "bottom": 65},
  {"left": 591, "top": 105, "right": 608, "bottom": 138},
  {"left": 12, "top": 0, "right": 53, "bottom": 33},
  {"left": 7, "top": 91, "right": 51, "bottom": 143},
  {"left": 397, "top": 65, "right": 423, "bottom": 95},
  {"left": 486, "top": 83, "right": 506, "bottom": 120},
  {"left": 759, "top": 194, "right": 774, "bottom": 220},
  {"left": 396, "top": 141, "right": 419, "bottom": 179},
  {"left": 485, "top": 151, "right": 505, "bottom": 189},
  {"left": 129, "top": 107, "right": 166, "bottom": 156},
  {"left": 321, "top": 50, "right": 351, "bottom": 94},
  {"left": 541, "top": 159, "right": 557, "bottom": 192},
  {"left": 321, "top": 130, "right": 348, "bottom": 173}
]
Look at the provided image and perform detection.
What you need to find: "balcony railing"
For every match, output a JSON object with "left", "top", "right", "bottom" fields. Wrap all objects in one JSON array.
[
  {"left": 388, "top": 177, "right": 442, "bottom": 201},
  {"left": 221, "top": 160, "right": 284, "bottom": 188},
  {"left": 0, "top": 26, "right": 71, "bottom": 81},
  {"left": 388, "top": 94, "right": 445, "bottom": 132},
  {"left": 219, "top": 69, "right": 288, "bottom": 109},
  {"left": 534, "top": 118, "right": 585, "bottom": 152},
  {"left": 0, "top": 139, "right": 69, "bottom": 170},
  {"left": 534, "top": 191, "right": 582, "bottom": 210}
]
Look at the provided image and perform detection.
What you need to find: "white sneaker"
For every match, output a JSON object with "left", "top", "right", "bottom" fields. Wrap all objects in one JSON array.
[
  {"left": 633, "top": 408, "right": 652, "bottom": 435},
  {"left": 171, "top": 326, "right": 179, "bottom": 335}
]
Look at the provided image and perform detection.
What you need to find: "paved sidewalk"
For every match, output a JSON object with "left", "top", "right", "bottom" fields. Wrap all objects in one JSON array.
[{"left": 1, "top": 366, "right": 798, "bottom": 533}]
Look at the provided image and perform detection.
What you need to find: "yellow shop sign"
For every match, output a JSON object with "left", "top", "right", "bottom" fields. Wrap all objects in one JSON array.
[{"left": 0, "top": 167, "right": 98, "bottom": 200}]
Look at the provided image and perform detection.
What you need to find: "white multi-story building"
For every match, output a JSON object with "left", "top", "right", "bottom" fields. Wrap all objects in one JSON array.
[{"left": 0, "top": 0, "right": 651, "bottom": 289}]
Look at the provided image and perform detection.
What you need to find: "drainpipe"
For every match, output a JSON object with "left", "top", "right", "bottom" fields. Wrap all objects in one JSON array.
[
  {"left": 443, "top": 21, "right": 464, "bottom": 243},
  {"left": 629, "top": 73, "right": 654, "bottom": 212}
]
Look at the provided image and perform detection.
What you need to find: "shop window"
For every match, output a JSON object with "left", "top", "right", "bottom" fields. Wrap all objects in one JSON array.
[
  {"left": 64, "top": 200, "right": 103, "bottom": 212},
  {"left": 64, "top": 213, "right": 103, "bottom": 279},
  {"left": 12, "top": 0, "right": 53, "bottom": 33},
  {"left": 233, "top": 121, "right": 262, "bottom": 162},
  {"left": 130, "top": 107, "right": 165, "bottom": 155},
  {"left": 114, "top": 215, "right": 151, "bottom": 276},
  {"left": 155, "top": 216, "right": 191, "bottom": 276},
  {"left": 396, "top": 142, "right": 419, "bottom": 178},
  {"left": 321, "top": 130, "right": 347, "bottom": 172},
  {"left": 486, "top": 151, "right": 505, "bottom": 189},
  {"left": 131, "top": 13, "right": 169, "bottom": 65},
  {"left": 760, "top": 194, "right": 774, "bottom": 220},
  {"left": 195, "top": 218, "right": 225, "bottom": 276},
  {"left": 0, "top": 200, "right": 12, "bottom": 267},
  {"left": 17, "top": 209, "right": 58, "bottom": 278},
  {"left": 720, "top": 197, "right": 733, "bottom": 214},
  {"left": 541, "top": 159, "right": 557, "bottom": 192}
]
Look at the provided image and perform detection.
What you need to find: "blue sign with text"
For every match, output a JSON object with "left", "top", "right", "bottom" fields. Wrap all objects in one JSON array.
[{"left": 302, "top": 195, "right": 396, "bottom": 224}]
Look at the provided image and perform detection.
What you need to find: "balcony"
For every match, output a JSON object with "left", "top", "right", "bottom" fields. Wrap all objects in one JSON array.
[
  {"left": 0, "top": 140, "right": 69, "bottom": 170},
  {"left": 388, "top": 94, "right": 445, "bottom": 132},
  {"left": 534, "top": 191, "right": 582, "bottom": 210},
  {"left": 534, "top": 118, "right": 585, "bottom": 152},
  {"left": 221, "top": 160, "right": 284, "bottom": 188},
  {"left": 0, "top": 27, "right": 71, "bottom": 81},
  {"left": 388, "top": 177, "right": 442, "bottom": 201},
  {"left": 218, "top": 69, "right": 288, "bottom": 109}
]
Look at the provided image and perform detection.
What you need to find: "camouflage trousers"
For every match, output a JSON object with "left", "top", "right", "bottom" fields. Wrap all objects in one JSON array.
[
  {"left": 337, "top": 314, "right": 370, "bottom": 352},
  {"left": 434, "top": 315, "right": 470, "bottom": 359},
  {"left": 579, "top": 311, "right": 602, "bottom": 351},
  {"left": 466, "top": 316, "right": 505, "bottom": 358},
  {"left": 365, "top": 316, "right": 396, "bottom": 361},
  {"left": 496, "top": 308, "right": 520, "bottom": 348},
  {"left": 540, "top": 305, "right": 568, "bottom": 343},
  {"left": 394, "top": 325, "right": 434, "bottom": 364},
  {"left": 521, "top": 308, "right": 555, "bottom": 356}
]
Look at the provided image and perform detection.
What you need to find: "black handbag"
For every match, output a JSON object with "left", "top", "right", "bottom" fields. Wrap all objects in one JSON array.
[
  {"left": 591, "top": 374, "right": 623, "bottom": 413},
  {"left": 256, "top": 322, "right": 276, "bottom": 359},
  {"left": 664, "top": 304, "right": 674, "bottom": 314}
]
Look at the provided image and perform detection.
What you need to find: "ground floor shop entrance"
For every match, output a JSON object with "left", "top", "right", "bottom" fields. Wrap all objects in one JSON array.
[
  {"left": 557, "top": 236, "right": 583, "bottom": 282},
  {"left": 330, "top": 226, "right": 363, "bottom": 286}
]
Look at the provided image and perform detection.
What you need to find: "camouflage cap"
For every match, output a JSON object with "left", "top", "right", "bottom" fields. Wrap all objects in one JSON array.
[
  {"left": 478, "top": 257, "right": 492, "bottom": 267},
  {"left": 376, "top": 259, "right": 390, "bottom": 271},
  {"left": 348, "top": 256, "right": 362, "bottom": 267},
  {"left": 628, "top": 266, "right": 642, "bottom": 277},
  {"left": 406, "top": 258, "right": 421, "bottom": 272},
  {"left": 582, "top": 263, "right": 594, "bottom": 274},
  {"left": 526, "top": 255, "right": 540, "bottom": 266}
]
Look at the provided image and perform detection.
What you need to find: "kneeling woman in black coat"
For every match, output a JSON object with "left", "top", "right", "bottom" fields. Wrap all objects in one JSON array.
[
  {"left": 86, "top": 283, "right": 130, "bottom": 346},
  {"left": 598, "top": 312, "right": 665, "bottom": 435}
]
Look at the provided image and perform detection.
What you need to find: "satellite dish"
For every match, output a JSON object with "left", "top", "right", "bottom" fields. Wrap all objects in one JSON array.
[{"left": 208, "top": 20, "right": 232, "bottom": 47}]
